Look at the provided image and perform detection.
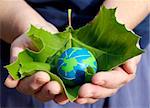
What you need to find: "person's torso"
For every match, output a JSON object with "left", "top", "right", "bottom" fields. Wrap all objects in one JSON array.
[{"left": 26, "top": 0, "right": 104, "bottom": 31}]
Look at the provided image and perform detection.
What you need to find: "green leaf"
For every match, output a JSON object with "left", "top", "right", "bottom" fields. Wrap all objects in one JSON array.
[
  {"left": 5, "top": 50, "right": 78, "bottom": 101},
  {"left": 20, "top": 62, "right": 51, "bottom": 77},
  {"left": 72, "top": 6, "right": 143, "bottom": 70},
  {"left": 26, "top": 25, "right": 70, "bottom": 62},
  {"left": 5, "top": 50, "right": 51, "bottom": 79},
  {"left": 5, "top": 6, "right": 143, "bottom": 102},
  {"left": 5, "top": 25, "right": 79, "bottom": 101},
  {"left": 85, "top": 66, "right": 96, "bottom": 83},
  {"left": 5, "top": 59, "right": 20, "bottom": 80}
]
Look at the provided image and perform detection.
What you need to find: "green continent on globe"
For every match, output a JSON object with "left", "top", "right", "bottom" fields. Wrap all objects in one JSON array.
[{"left": 61, "top": 58, "right": 78, "bottom": 73}]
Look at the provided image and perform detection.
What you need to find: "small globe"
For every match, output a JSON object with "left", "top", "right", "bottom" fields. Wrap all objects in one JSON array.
[{"left": 57, "top": 47, "right": 97, "bottom": 86}]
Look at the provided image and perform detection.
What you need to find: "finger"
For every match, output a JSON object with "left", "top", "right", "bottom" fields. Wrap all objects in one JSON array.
[
  {"left": 16, "top": 71, "right": 50, "bottom": 95},
  {"left": 92, "top": 67, "right": 135, "bottom": 89},
  {"left": 46, "top": 81, "right": 62, "bottom": 95},
  {"left": 76, "top": 98, "right": 98, "bottom": 104},
  {"left": 10, "top": 45, "right": 24, "bottom": 62},
  {"left": 54, "top": 93, "right": 69, "bottom": 105},
  {"left": 6, "top": 35, "right": 38, "bottom": 88},
  {"left": 4, "top": 75, "right": 19, "bottom": 88},
  {"left": 5, "top": 35, "right": 35, "bottom": 88},
  {"left": 34, "top": 81, "right": 62, "bottom": 102},
  {"left": 79, "top": 83, "right": 118, "bottom": 99},
  {"left": 10, "top": 35, "right": 37, "bottom": 62},
  {"left": 123, "top": 55, "right": 141, "bottom": 74}
]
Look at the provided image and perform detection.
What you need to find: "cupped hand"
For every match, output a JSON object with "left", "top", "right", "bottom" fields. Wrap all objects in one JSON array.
[
  {"left": 4, "top": 24, "right": 69, "bottom": 105},
  {"left": 76, "top": 55, "right": 141, "bottom": 104},
  {"left": 4, "top": 22, "right": 142, "bottom": 105}
]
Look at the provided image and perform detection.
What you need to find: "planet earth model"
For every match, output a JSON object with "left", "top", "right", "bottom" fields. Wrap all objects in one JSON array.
[{"left": 57, "top": 47, "right": 97, "bottom": 86}]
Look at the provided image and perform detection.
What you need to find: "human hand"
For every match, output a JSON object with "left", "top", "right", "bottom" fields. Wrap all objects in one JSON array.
[
  {"left": 4, "top": 20, "right": 142, "bottom": 105},
  {"left": 4, "top": 24, "right": 69, "bottom": 104},
  {"left": 76, "top": 55, "right": 141, "bottom": 104}
]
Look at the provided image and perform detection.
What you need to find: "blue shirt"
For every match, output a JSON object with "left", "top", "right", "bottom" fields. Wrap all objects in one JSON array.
[{"left": 26, "top": 0, "right": 104, "bottom": 31}]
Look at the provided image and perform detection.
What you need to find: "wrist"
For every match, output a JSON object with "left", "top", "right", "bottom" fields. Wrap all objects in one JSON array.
[
  {"left": 11, "top": 3, "right": 48, "bottom": 40},
  {"left": 13, "top": 14, "right": 48, "bottom": 36},
  {"left": 1, "top": 0, "right": 49, "bottom": 43}
]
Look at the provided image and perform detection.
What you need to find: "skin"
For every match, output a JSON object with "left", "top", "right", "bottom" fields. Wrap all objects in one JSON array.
[{"left": 1, "top": 0, "right": 150, "bottom": 105}]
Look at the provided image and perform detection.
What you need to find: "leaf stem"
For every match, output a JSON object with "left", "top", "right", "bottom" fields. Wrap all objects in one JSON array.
[{"left": 68, "top": 9, "right": 72, "bottom": 27}]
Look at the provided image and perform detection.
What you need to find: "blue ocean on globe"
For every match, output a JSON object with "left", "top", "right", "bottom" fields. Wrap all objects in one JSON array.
[{"left": 57, "top": 47, "right": 97, "bottom": 86}]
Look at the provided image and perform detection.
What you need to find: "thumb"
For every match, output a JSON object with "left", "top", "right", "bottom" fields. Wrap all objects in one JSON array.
[
  {"left": 5, "top": 43, "right": 24, "bottom": 88},
  {"left": 123, "top": 55, "right": 141, "bottom": 74},
  {"left": 10, "top": 44, "right": 24, "bottom": 62},
  {"left": 4, "top": 75, "right": 19, "bottom": 88}
]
